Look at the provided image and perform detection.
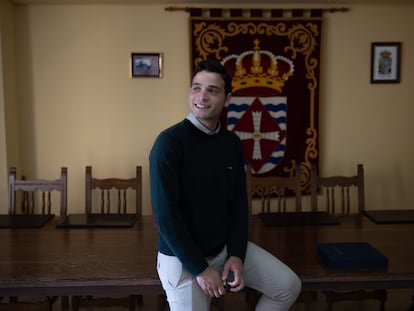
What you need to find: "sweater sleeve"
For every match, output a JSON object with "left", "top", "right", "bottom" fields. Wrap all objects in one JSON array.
[
  {"left": 149, "top": 130, "right": 209, "bottom": 276},
  {"left": 225, "top": 136, "right": 249, "bottom": 261}
]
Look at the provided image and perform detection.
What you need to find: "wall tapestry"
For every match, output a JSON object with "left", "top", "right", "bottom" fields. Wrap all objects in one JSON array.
[{"left": 189, "top": 9, "right": 323, "bottom": 191}]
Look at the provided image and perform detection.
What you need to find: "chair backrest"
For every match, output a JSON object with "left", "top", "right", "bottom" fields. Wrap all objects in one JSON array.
[
  {"left": 310, "top": 164, "right": 365, "bottom": 215},
  {"left": 8, "top": 167, "right": 68, "bottom": 216},
  {"left": 85, "top": 166, "right": 142, "bottom": 215},
  {"left": 246, "top": 164, "right": 302, "bottom": 214}
]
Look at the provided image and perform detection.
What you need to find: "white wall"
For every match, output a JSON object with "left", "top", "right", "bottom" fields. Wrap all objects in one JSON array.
[{"left": 1, "top": 3, "right": 414, "bottom": 214}]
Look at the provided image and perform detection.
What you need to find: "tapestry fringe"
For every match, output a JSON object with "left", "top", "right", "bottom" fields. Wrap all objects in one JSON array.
[{"left": 165, "top": 6, "right": 349, "bottom": 17}]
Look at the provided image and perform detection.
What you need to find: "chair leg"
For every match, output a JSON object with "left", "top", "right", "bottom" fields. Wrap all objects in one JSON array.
[
  {"left": 128, "top": 295, "right": 135, "bottom": 311},
  {"left": 71, "top": 296, "right": 79, "bottom": 311},
  {"left": 61, "top": 296, "right": 69, "bottom": 310},
  {"left": 136, "top": 294, "right": 143, "bottom": 306},
  {"left": 157, "top": 294, "right": 168, "bottom": 311}
]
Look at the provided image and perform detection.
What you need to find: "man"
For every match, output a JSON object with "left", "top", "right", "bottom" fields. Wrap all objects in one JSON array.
[{"left": 149, "top": 59, "right": 301, "bottom": 311}]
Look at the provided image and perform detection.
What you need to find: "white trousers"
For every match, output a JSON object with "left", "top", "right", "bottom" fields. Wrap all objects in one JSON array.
[{"left": 157, "top": 241, "right": 302, "bottom": 311}]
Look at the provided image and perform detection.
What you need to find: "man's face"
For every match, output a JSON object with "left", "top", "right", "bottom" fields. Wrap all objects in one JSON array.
[{"left": 188, "top": 70, "right": 232, "bottom": 131}]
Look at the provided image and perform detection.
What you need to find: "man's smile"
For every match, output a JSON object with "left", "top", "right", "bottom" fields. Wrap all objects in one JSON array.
[{"left": 195, "top": 103, "right": 209, "bottom": 109}]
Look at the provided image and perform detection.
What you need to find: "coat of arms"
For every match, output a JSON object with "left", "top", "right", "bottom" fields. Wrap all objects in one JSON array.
[{"left": 222, "top": 39, "right": 294, "bottom": 174}]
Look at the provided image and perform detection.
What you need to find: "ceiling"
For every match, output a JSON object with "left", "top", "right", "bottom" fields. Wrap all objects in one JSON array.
[{"left": 12, "top": 0, "right": 414, "bottom": 5}]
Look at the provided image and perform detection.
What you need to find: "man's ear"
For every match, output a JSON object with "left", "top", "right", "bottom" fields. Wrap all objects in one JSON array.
[{"left": 224, "top": 93, "right": 232, "bottom": 107}]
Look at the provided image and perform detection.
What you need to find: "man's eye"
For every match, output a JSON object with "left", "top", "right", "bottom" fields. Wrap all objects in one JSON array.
[
  {"left": 207, "top": 88, "right": 219, "bottom": 95},
  {"left": 191, "top": 86, "right": 201, "bottom": 92}
]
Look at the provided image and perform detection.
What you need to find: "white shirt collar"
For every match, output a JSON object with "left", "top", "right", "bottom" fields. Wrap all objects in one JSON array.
[{"left": 186, "top": 113, "right": 220, "bottom": 135}]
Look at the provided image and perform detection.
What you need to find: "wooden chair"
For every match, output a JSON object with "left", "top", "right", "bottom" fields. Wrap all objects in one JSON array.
[
  {"left": 246, "top": 164, "right": 302, "bottom": 214},
  {"left": 84, "top": 165, "right": 142, "bottom": 215},
  {"left": 310, "top": 163, "right": 365, "bottom": 214},
  {"left": 310, "top": 164, "right": 387, "bottom": 310},
  {"left": 245, "top": 164, "right": 317, "bottom": 310},
  {"left": 71, "top": 165, "right": 142, "bottom": 311},
  {"left": 2, "top": 167, "right": 68, "bottom": 311},
  {"left": 8, "top": 166, "right": 68, "bottom": 216}
]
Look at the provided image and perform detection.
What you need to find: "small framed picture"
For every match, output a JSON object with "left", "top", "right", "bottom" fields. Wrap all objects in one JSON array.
[
  {"left": 131, "top": 53, "right": 163, "bottom": 78},
  {"left": 370, "top": 42, "right": 401, "bottom": 83}
]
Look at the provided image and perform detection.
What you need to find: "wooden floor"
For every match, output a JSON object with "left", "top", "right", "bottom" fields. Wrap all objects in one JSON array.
[{"left": 51, "top": 289, "right": 413, "bottom": 310}]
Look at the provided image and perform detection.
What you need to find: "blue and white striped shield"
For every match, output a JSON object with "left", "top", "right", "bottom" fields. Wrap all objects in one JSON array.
[{"left": 227, "top": 96, "right": 287, "bottom": 174}]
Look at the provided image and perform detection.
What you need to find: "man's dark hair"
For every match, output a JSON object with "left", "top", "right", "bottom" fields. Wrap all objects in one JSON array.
[{"left": 192, "top": 59, "right": 233, "bottom": 95}]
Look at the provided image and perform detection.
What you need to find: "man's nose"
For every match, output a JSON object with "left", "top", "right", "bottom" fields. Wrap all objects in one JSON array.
[{"left": 198, "top": 88, "right": 209, "bottom": 100}]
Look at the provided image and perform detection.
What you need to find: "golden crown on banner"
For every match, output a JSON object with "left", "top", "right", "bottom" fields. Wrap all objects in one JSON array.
[{"left": 221, "top": 39, "right": 295, "bottom": 93}]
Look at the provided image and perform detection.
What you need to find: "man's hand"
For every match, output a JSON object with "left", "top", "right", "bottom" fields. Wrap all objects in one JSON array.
[
  {"left": 196, "top": 267, "right": 226, "bottom": 297},
  {"left": 222, "top": 256, "right": 244, "bottom": 292}
]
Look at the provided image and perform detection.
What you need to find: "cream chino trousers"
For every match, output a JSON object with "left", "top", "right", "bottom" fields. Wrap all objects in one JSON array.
[{"left": 157, "top": 241, "right": 302, "bottom": 311}]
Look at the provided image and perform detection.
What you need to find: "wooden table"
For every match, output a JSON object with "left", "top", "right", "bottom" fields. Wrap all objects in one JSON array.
[
  {"left": 249, "top": 214, "right": 414, "bottom": 291},
  {"left": 0, "top": 216, "right": 161, "bottom": 297},
  {"left": 1, "top": 215, "right": 414, "bottom": 299}
]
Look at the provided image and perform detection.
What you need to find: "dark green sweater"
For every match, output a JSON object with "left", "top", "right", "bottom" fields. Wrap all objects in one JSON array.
[{"left": 149, "top": 119, "right": 248, "bottom": 276}]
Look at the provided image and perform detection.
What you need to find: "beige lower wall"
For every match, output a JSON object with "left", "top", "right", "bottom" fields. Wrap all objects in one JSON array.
[
  {"left": 0, "top": 35, "right": 7, "bottom": 200},
  {"left": 0, "top": 0, "right": 18, "bottom": 201},
  {"left": 1, "top": 2, "right": 414, "bottom": 214}
]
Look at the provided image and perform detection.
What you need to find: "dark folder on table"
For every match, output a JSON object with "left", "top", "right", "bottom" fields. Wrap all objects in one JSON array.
[
  {"left": 0, "top": 214, "right": 55, "bottom": 228},
  {"left": 363, "top": 209, "right": 414, "bottom": 224},
  {"left": 56, "top": 213, "right": 138, "bottom": 228},
  {"left": 317, "top": 242, "right": 388, "bottom": 269},
  {"left": 259, "top": 211, "right": 340, "bottom": 227}
]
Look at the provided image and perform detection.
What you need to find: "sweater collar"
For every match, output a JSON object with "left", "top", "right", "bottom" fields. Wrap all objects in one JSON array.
[{"left": 186, "top": 113, "right": 221, "bottom": 135}]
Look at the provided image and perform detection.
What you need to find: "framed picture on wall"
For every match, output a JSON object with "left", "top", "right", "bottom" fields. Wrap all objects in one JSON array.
[
  {"left": 370, "top": 42, "right": 401, "bottom": 83},
  {"left": 130, "top": 53, "right": 163, "bottom": 78}
]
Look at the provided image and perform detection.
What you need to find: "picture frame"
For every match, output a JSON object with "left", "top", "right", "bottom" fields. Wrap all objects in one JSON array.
[
  {"left": 370, "top": 42, "right": 401, "bottom": 83},
  {"left": 130, "top": 53, "right": 163, "bottom": 78}
]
